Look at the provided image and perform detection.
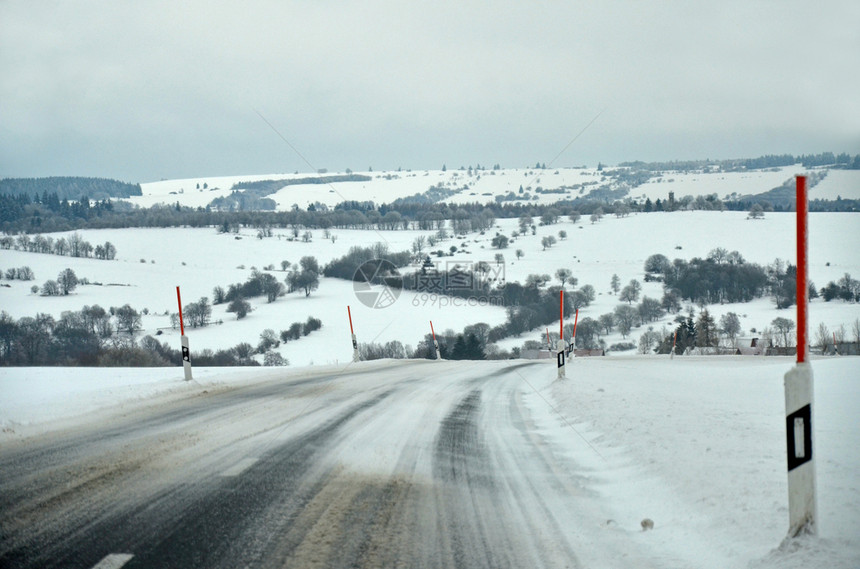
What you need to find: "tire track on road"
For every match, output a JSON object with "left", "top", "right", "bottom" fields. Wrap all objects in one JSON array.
[{"left": 0, "top": 389, "right": 394, "bottom": 569}]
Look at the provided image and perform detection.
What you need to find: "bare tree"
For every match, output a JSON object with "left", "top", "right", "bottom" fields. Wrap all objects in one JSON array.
[
  {"left": 57, "top": 268, "right": 78, "bottom": 295},
  {"left": 771, "top": 317, "right": 795, "bottom": 347},
  {"left": 708, "top": 247, "right": 729, "bottom": 264},
  {"left": 115, "top": 304, "right": 142, "bottom": 335},
  {"left": 412, "top": 236, "right": 426, "bottom": 255},
  {"left": 719, "top": 312, "right": 742, "bottom": 344},
  {"left": 814, "top": 322, "right": 830, "bottom": 352},
  {"left": 748, "top": 203, "right": 765, "bottom": 219},
  {"left": 555, "top": 268, "right": 573, "bottom": 287}
]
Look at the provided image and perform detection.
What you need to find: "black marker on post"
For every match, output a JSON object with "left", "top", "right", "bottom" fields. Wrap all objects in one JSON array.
[
  {"left": 176, "top": 286, "right": 192, "bottom": 381},
  {"left": 557, "top": 290, "right": 565, "bottom": 379}
]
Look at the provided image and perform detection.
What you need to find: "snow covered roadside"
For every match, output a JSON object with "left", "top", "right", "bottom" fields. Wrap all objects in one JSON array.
[
  {"left": 529, "top": 356, "right": 860, "bottom": 569},
  {"left": 0, "top": 361, "right": 404, "bottom": 441}
]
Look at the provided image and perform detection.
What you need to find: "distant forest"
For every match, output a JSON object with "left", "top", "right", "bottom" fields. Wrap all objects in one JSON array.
[
  {"left": 1, "top": 152, "right": 859, "bottom": 234},
  {"left": 1, "top": 188, "right": 858, "bottom": 235},
  {"left": 619, "top": 151, "right": 860, "bottom": 172},
  {"left": 0, "top": 177, "right": 142, "bottom": 201}
]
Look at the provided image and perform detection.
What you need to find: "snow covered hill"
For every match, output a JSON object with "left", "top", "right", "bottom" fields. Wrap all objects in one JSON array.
[{"left": 131, "top": 165, "right": 860, "bottom": 212}]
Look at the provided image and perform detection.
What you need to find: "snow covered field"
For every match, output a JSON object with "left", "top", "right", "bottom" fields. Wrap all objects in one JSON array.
[
  {"left": 1, "top": 357, "right": 857, "bottom": 568},
  {"left": 2, "top": 209, "right": 858, "bottom": 364}
]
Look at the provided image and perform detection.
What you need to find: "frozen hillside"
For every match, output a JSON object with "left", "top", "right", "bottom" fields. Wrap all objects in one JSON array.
[{"left": 131, "top": 165, "right": 860, "bottom": 212}]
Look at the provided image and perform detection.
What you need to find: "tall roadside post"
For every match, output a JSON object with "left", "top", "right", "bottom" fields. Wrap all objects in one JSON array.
[
  {"left": 557, "top": 290, "right": 566, "bottom": 379},
  {"left": 348, "top": 306, "right": 360, "bottom": 363},
  {"left": 430, "top": 321, "right": 441, "bottom": 360},
  {"left": 176, "top": 286, "right": 192, "bottom": 381},
  {"left": 784, "top": 174, "right": 817, "bottom": 537}
]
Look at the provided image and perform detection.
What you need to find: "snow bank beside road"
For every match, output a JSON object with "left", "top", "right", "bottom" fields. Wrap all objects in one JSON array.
[
  {"left": 0, "top": 360, "right": 415, "bottom": 440},
  {"left": 0, "top": 367, "right": 256, "bottom": 437},
  {"left": 532, "top": 356, "right": 860, "bottom": 569}
]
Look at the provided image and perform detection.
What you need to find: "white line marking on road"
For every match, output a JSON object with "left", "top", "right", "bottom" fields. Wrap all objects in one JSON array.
[
  {"left": 220, "top": 457, "right": 258, "bottom": 477},
  {"left": 90, "top": 553, "right": 134, "bottom": 569}
]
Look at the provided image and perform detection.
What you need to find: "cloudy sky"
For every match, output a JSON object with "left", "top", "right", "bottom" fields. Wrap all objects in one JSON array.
[{"left": 2, "top": 1, "right": 858, "bottom": 183}]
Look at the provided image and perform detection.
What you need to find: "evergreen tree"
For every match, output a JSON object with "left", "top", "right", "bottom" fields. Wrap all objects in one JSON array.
[
  {"left": 695, "top": 309, "right": 718, "bottom": 349},
  {"left": 451, "top": 334, "right": 468, "bottom": 360},
  {"left": 465, "top": 333, "right": 485, "bottom": 359},
  {"left": 677, "top": 313, "right": 697, "bottom": 352}
]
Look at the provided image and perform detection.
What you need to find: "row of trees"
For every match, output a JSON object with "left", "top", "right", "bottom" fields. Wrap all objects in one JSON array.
[
  {"left": 0, "top": 232, "right": 116, "bottom": 260},
  {"left": 820, "top": 274, "right": 860, "bottom": 302},
  {"left": 3, "top": 266, "right": 34, "bottom": 281},
  {"left": 323, "top": 245, "right": 411, "bottom": 280},
  {"left": 0, "top": 305, "right": 144, "bottom": 365},
  {"left": 212, "top": 258, "right": 322, "bottom": 316},
  {"left": 620, "top": 152, "right": 860, "bottom": 172},
  {"left": 648, "top": 311, "right": 798, "bottom": 355},
  {"left": 641, "top": 251, "right": 801, "bottom": 308},
  {"left": 814, "top": 320, "right": 860, "bottom": 349},
  {"left": 0, "top": 302, "right": 322, "bottom": 366},
  {"left": 0, "top": 177, "right": 142, "bottom": 201},
  {"left": 1, "top": 192, "right": 118, "bottom": 231},
  {"left": 253, "top": 316, "right": 322, "bottom": 358}
]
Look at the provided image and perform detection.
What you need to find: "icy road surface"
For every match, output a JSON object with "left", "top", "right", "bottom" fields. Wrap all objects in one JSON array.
[{"left": 0, "top": 360, "right": 660, "bottom": 569}]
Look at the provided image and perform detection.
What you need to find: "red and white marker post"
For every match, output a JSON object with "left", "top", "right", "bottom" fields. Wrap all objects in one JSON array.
[
  {"left": 557, "top": 290, "right": 566, "bottom": 379},
  {"left": 176, "top": 286, "right": 192, "bottom": 381},
  {"left": 546, "top": 328, "right": 552, "bottom": 352},
  {"left": 430, "top": 321, "right": 441, "bottom": 360},
  {"left": 347, "top": 306, "right": 360, "bottom": 363},
  {"left": 784, "top": 175, "right": 817, "bottom": 537},
  {"left": 569, "top": 309, "right": 579, "bottom": 357},
  {"left": 670, "top": 330, "right": 678, "bottom": 359}
]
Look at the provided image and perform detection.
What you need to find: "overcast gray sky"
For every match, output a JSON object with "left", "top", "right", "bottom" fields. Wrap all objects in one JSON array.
[{"left": 2, "top": 1, "right": 858, "bottom": 183}]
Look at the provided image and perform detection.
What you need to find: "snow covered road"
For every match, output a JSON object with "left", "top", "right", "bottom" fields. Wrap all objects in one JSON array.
[{"left": 0, "top": 360, "right": 644, "bottom": 568}]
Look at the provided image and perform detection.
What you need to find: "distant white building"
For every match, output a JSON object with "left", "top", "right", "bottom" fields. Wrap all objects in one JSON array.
[{"left": 735, "top": 337, "right": 766, "bottom": 356}]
